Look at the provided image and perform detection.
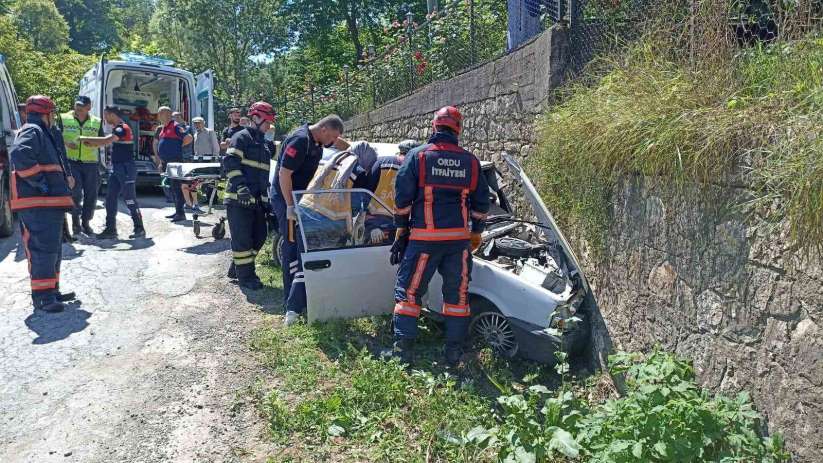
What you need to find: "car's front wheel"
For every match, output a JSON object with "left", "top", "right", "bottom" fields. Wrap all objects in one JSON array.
[{"left": 470, "top": 305, "right": 519, "bottom": 359}]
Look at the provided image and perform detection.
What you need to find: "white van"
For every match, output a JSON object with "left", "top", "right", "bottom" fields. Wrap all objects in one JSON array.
[{"left": 78, "top": 53, "right": 214, "bottom": 187}]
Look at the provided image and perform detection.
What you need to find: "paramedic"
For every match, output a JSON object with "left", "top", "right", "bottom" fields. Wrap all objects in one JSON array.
[
  {"left": 384, "top": 106, "right": 490, "bottom": 366},
  {"left": 271, "top": 115, "right": 345, "bottom": 326},
  {"left": 223, "top": 102, "right": 277, "bottom": 290},
  {"left": 155, "top": 106, "right": 193, "bottom": 222},
  {"left": 61, "top": 95, "right": 102, "bottom": 236},
  {"left": 80, "top": 106, "right": 145, "bottom": 240},
  {"left": 9, "top": 96, "right": 76, "bottom": 313},
  {"left": 365, "top": 139, "right": 421, "bottom": 244}
]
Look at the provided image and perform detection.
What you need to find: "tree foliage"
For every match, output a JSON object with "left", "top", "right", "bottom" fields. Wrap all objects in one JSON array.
[{"left": 12, "top": 0, "right": 69, "bottom": 53}]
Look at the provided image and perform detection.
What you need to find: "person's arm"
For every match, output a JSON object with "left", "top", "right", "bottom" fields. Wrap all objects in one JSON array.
[
  {"left": 277, "top": 137, "right": 308, "bottom": 207},
  {"left": 393, "top": 150, "right": 419, "bottom": 231},
  {"left": 79, "top": 134, "right": 117, "bottom": 147},
  {"left": 468, "top": 157, "right": 491, "bottom": 233},
  {"left": 210, "top": 130, "right": 220, "bottom": 155},
  {"left": 9, "top": 127, "right": 50, "bottom": 191},
  {"left": 224, "top": 134, "right": 249, "bottom": 193}
]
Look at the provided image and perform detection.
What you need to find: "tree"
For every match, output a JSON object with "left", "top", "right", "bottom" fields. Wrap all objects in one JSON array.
[
  {"left": 11, "top": 0, "right": 69, "bottom": 52},
  {"left": 150, "top": 0, "right": 288, "bottom": 105},
  {"left": 54, "top": 0, "right": 121, "bottom": 54}
]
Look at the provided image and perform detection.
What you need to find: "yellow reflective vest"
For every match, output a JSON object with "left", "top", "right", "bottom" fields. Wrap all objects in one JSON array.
[
  {"left": 60, "top": 111, "right": 102, "bottom": 163},
  {"left": 300, "top": 151, "right": 361, "bottom": 223}
]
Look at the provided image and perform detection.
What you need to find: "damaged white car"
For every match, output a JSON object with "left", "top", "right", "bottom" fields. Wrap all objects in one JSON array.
[{"left": 286, "top": 147, "right": 591, "bottom": 364}]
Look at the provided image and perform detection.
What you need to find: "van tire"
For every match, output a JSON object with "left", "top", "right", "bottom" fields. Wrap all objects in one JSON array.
[{"left": 0, "top": 172, "right": 13, "bottom": 238}]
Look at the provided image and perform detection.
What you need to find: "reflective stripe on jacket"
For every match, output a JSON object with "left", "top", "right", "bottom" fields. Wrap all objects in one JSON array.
[
  {"left": 394, "top": 132, "right": 490, "bottom": 242},
  {"left": 60, "top": 111, "right": 102, "bottom": 162},
  {"left": 10, "top": 122, "right": 74, "bottom": 211},
  {"left": 368, "top": 154, "right": 403, "bottom": 217},
  {"left": 223, "top": 127, "right": 272, "bottom": 206}
]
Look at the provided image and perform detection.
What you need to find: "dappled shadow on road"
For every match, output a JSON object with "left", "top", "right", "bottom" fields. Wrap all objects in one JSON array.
[
  {"left": 24, "top": 303, "right": 92, "bottom": 344},
  {"left": 181, "top": 238, "right": 231, "bottom": 255}
]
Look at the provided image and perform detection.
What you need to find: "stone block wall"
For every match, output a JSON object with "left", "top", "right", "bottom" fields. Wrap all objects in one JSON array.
[
  {"left": 344, "top": 26, "right": 570, "bottom": 164},
  {"left": 584, "top": 176, "right": 823, "bottom": 462}
]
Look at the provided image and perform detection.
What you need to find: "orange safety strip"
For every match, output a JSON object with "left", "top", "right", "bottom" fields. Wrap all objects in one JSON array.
[
  {"left": 406, "top": 253, "right": 429, "bottom": 306},
  {"left": 394, "top": 301, "right": 422, "bottom": 317},
  {"left": 410, "top": 228, "right": 471, "bottom": 241},
  {"left": 442, "top": 303, "right": 470, "bottom": 317},
  {"left": 459, "top": 249, "right": 470, "bottom": 306},
  {"left": 424, "top": 186, "right": 434, "bottom": 230},
  {"left": 31, "top": 278, "right": 58, "bottom": 291},
  {"left": 14, "top": 164, "right": 63, "bottom": 178},
  {"left": 11, "top": 196, "right": 74, "bottom": 211}
]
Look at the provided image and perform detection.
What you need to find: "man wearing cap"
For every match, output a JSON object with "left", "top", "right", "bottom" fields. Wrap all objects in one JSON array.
[
  {"left": 79, "top": 106, "right": 145, "bottom": 240},
  {"left": 192, "top": 116, "right": 220, "bottom": 161},
  {"left": 60, "top": 95, "right": 103, "bottom": 236},
  {"left": 220, "top": 108, "right": 244, "bottom": 152},
  {"left": 155, "top": 106, "right": 193, "bottom": 222},
  {"left": 10, "top": 96, "right": 77, "bottom": 313}
]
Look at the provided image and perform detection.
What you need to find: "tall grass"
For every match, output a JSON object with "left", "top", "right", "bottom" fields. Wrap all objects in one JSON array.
[{"left": 531, "top": 33, "right": 823, "bottom": 254}]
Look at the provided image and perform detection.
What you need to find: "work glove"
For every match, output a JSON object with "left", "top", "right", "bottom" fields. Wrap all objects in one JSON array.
[
  {"left": 370, "top": 228, "right": 386, "bottom": 244},
  {"left": 236, "top": 185, "right": 255, "bottom": 208},
  {"left": 470, "top": 232, "right": 483, "bottom": 252},
  {"left": 286, "top": 205, "right": 297, "bottom": 220},
  {"left": 390, "top": 229, "right": 409, "bottom": 265}
]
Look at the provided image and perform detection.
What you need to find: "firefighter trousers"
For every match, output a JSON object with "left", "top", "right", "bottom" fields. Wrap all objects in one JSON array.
[
  {"left": 393, "top": 240, "right": 473, "bottom": 346},
  {"left": 227, "top": 203, "right": 267, "bottom": 282},
  {"left": 272, "top": 197, "right": 306, "bottom": 314},
  {"left": 18, "top": 209, "right": 64, "bottom": 308},
  {"left": 105, "top": 162, "right": 141, "bottom": 227},
  {"left": 69, "top": 161, "right": 99, "bottom": 223}
]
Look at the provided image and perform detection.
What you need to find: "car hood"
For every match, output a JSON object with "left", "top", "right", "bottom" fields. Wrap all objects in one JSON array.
[{"left": 503, "top": 153, "right": 589, "bottom": 293}]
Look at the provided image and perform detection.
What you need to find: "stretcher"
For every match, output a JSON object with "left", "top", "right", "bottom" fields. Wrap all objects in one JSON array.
[{"left": 163, "top": 162, "right": 223, "bottom": 214}]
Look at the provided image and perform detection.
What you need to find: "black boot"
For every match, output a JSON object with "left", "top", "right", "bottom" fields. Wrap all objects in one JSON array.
[
  {"left": 380, "top": 339, "right": 414, "bottom": 364},
  {"left": 36, "top": 300, "right": 65, "bottom": 313},
  {"left": 227, "top": 262, "right": 237, "bottom": 279},
  {"left": 71, "top": 215, "right": 82, "bottom": 236},
  {"left": 62, "top": 218, "right": 75, "bottom": 243},
  {"left": 129, "top": 214, "right": 146, "bottom": 239},
  {"left": 97, "top": 225, "right": 118, "bottom": 240},
  {"left": 57, "top": 291, "right": 77, "bottom": 302},
  {"left": 444, "top": 343, "right": 464, "bottom": 368},
  {"left": 82, "top": 220, "right": 94, "bottom": 236}
]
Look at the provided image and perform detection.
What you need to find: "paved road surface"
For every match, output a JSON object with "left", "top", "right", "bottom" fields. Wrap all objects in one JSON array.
[{"left": 0, "top": 193, "right": 279, "bottom": 462}]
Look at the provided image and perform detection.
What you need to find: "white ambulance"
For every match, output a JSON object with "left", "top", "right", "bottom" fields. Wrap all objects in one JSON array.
[{"left": 78, "top": 53, "right": 214, "bottom": 187}]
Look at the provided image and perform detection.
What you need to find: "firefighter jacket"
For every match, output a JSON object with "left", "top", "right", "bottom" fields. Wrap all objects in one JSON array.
[
  {"left": 10, "top": 120, "right": 74, "bottom": 211},
  {"left": 224, "top": 127, "right": 272, "bottom": 207},
  {"left": 394, "top": 132, "right": 490, "bottom": 242},
  {"left": 368, "top": 154, "right": 403, "bottom": 217},
  {"left": 60, "top": 111, "right": 102, "bottom": 163},
  {"left": 299, "top": 150, "right": 370, "bottom": 223}
]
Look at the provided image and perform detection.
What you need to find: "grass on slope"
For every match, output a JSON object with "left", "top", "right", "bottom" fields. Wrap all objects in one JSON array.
[
  {"left": 532, "top": 36, "right": 823, "bottom": 254},
  {"left": 250, "top": 246, "right": 788, "bottom": 462}
]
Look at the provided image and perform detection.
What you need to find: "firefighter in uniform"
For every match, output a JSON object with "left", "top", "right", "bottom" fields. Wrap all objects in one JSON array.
[
  {"left": 365, "top": 139, "right": 421, "bottom": 244},
  {"left": 271, "top": 115, "right": 345, "bottom": 326},
  {"left": 79, "top": 106, "right": 145, "bottom": 240},
  {"left": 61, "top": 95, "right": 102, "bottom": 236},
  {"left": 385, "top": 106, "right": 490, "bottom": 366},
  {"left": 224, "top": 102, "right": 276, "bottom": 290},
  {"left": 10, "top": 96, "right": 77, "bottom": 313}
]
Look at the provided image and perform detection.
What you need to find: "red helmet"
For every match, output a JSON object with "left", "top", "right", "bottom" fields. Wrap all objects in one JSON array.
[
  {"left": 248, "top": 101, "right": 275, "bottom": 123},
  {"left": 432, "top": 106, "right": 462, "bottom": 135},
  {"left": 26, "top": 95, "right": 56, "bottom": 115}
]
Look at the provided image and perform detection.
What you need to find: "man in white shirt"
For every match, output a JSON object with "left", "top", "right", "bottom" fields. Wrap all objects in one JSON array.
[{"left": 192, "top": 117, "right": 220, "bottom": 160}]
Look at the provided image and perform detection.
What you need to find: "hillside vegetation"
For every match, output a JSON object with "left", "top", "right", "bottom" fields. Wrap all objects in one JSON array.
[{"left": 531, "top": 33, "right": 823, "bottom": 254}]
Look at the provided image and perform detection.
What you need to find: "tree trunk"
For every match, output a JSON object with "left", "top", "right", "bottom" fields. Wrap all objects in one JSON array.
[{"left": 343, "top": 0, "right": 364, "bottom": 66}]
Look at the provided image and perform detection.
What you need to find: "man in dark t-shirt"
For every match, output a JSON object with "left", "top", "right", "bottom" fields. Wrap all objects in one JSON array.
[
  {"left": 80, "top": 106, "right": 145, "bottom": 240},
  {"left": 220, "top": 107, "right": 244, "bottom": 152},
  {"left": 271, "top": 114, "right": 346, "bottom": 326}
]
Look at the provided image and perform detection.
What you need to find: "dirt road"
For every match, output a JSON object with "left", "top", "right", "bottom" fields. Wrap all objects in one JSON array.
[{"left": 0, "top": 194, "right": 279, "bottom": 462}]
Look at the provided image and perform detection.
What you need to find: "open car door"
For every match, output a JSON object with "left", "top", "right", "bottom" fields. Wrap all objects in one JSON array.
[
  {"left": 294, "top": 188, "right": 397, "bottom": 323},
  {"left": 194, "top": 70, "right": 214, "bottom": 129}
]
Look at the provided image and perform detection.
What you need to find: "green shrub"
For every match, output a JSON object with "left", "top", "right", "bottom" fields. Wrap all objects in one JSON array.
[{"left": 531, "top": 35, "right": 823, "bottom": 254}]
